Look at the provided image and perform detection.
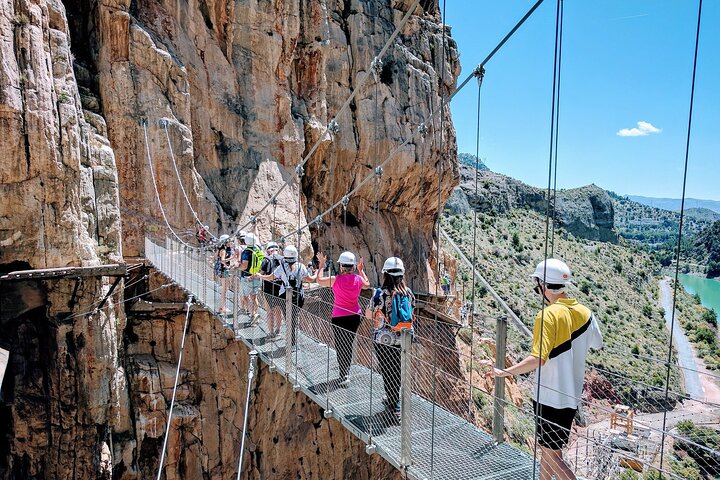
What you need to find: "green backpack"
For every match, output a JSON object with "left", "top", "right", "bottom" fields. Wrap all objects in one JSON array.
[{"left": 245, "top": 246, "right": 265, "bottom": 275}]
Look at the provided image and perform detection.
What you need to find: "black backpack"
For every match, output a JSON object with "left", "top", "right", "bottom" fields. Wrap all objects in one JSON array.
[{"left": 281, "top": 263, "right": 305, "bottom": 307}]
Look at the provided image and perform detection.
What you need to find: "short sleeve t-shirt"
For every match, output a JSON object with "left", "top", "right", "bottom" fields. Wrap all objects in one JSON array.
[
  {"left": 240, "top": 249, "right": 253, "bottom": 277},
  {"left": 331, "top": 273, "right": 364, "bottom": 317},
  {"left": 272, "top": 262, "right": 310, "bottom": 295},
  {"left": 531, "top": 298, "right": 603, "bottom": 409}
]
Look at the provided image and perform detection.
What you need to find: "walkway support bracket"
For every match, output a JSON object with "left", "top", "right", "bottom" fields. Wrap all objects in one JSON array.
[{"left": 493, "top": 315, "right": 508, "bottom": 443}]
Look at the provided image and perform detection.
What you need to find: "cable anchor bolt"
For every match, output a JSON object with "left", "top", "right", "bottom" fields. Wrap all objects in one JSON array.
[
  {"left": 374, "top": 166, "right": 384, "bottom": 177},
  {"left": 327, "top": 120, "right": 340, "bottom": 137},
  {"left": 295, "top": 164, "right": 305, "bottom": 178},
  {"left": 313, "top": 215, "right": 323, "bottom": 226},
  {"left": 370, "top": 56, "right": 383, "bottom": 80},
  {"left": 270, "top": 197, "right": 278, "bottom": 206},
  {"left": 249, "top": 216, "right": 257, "bottom": 225},
  {"left": 418, "top": 123, "right": 428, "bottom": 137},
  {"left": 472, "top": 65, "right": 486, "bottom": 81},
  {"left": 341, "top": 195, "right": 350, "bottom": 207}
]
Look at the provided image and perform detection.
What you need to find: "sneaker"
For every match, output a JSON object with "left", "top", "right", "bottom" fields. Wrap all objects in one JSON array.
[
  {"left": 394, "top": 402, "right": 401, "bottom": 418},
  {"left": 338, "top": 376, "right": 350, "bottom": 388}
]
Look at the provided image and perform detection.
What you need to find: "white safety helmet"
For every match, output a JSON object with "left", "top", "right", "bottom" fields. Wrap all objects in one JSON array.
[
  {"left": 382, "top": 257, "right": 405, "bottom": 276},
  {"left": 244, "top": 233, "right": 257, "bottom": 246},
  {"left": 283, "top": 245, "right": 299, "bottom": 263},
  {"left": 337, "top": 251, "right": 356, "bottom": 267},
  {"left": 530, "top": 259, "right": 572, "bottom": 287},
  {"left": 238, "top": 230, "right": 248, "bottom": 243},
  {"left": 266, "top": 241, "right": 279, "bottom": 251},
  {"left": 219, "top": 234, "right": 230, "bottom": 243}
]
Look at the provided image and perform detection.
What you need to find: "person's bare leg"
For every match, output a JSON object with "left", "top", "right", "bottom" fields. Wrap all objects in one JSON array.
[{"left": 540, "top": 446, "right": 576, "bottom": 480}]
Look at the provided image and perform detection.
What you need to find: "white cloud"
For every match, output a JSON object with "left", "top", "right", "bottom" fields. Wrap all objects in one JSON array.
[{"left": 617, "top": 121, "right": 662, "bottom": 137}]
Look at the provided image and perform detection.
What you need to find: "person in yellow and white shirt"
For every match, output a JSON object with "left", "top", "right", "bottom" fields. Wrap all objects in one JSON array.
[{"left": 488, "top": 258, "right": 603, "bottom": 480}]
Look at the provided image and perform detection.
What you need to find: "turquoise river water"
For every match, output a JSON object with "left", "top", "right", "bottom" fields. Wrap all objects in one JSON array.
[{"left": 679, "top": 273, "right": 720, "bottom": 322}]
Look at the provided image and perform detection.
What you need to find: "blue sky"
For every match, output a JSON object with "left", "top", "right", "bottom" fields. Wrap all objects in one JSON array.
[{"left": 445, "top": 1, "right": 719, "bottom": 201}]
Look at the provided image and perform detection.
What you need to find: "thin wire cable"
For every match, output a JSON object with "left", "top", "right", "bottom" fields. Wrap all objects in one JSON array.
[
  {"left": 549, "top": 0, "right": 563, "bottom": 256},
  {"left": 155, "top": 295, "right": 194, "bottom": 480},
  {"left": 468, "top": 71, "right": 485, "bottom": 418},
  {"left": 659, "top": 0, "right": 703, "bottom": 474},
  {"left": 162, "top": 120, "right": 216, "bottom": 240},
  {"left": 430, "top": 1, "right": 448, "bottom": 476},
  {"left": 274, "top": 0, "right": 549, "bottom": 252},
  {"left": 532, "top": 0, "right": 563, "bottom": 475},
  {"left": 236, "top": 351, "right": 258, "bottom": 480},
  {"left": 142, "top": 121, "right": 193, "bottom": 248},
  {"left": 232, "top": 0, "right": 423, "bottom": 239}
]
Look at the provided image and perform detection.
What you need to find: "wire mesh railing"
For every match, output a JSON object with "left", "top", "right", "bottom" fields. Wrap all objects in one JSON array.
[{"left": 146, "top": 235, "right": 720, "bottom": 480}]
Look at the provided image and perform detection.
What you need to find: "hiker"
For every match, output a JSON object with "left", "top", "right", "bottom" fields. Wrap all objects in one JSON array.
[
  {"left": 258, "top": 245, "right": 316, "bottom": 349},
  {"left": 460, "top": 301, "right": 471, "bottom": 326},
  {"left": 316, "top": 251, "right": 370, "bottom": 387},
  {"left": 487, "top": 259, "right": 603, "bottom": 480},
  {"left": 239, "top": 232, "right": 263, "bottom": 322},
  {"left": 367, "top": 257, "right": 415, "bottom": 419},
  {"left": 259, "top": 241, "right": 283, "bottom": 337},
  {"left": 441, "top": 272, "right": 451, "bottom": 296},
  {"left": 214, "top": 234, "right": 234, "bottom": 314},
  {"left": 196, "top": 224, "right": 210, "bottom": 246}
]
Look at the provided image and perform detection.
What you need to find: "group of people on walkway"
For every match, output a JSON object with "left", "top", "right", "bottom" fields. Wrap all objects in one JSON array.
[
  {"left": 211, "top": 230, "right": 602, "bottom": 478},
  {"left": 212, "top": 231, "right": 416, "bottom": 419}
]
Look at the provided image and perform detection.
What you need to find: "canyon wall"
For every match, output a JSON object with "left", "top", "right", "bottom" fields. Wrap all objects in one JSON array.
[{"left": 0, "top": 0, "right": 460, "bottom": 478}]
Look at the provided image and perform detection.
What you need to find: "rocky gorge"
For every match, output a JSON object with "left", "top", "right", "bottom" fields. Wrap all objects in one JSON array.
[{"left": 0, "top": 0, "right": 460, "bottom": 478}]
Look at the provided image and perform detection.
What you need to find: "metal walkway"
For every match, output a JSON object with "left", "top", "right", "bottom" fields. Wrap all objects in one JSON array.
[{"left": 145, "top": 236, "right": 536, "bottom": 480}]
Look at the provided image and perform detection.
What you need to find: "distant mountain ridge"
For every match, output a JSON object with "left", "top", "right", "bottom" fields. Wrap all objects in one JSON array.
[
  {"left": 448, "top": 163, "right": 618, "bottom": 242},
  {"left": 627, "top": 195, "right": 720, "bottom": 214}
]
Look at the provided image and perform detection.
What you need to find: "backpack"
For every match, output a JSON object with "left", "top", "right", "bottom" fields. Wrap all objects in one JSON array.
[
  {"left": 281, "top": 262, "right": 305, "bottom": 307},
  {"left": 214, "top": 246, "right": 232, "bottom": 276},
  {"left": 244, "top": 246, "right": 265, "bottom": 274},
  {"left": 373, "top": 289, "right": 414, "bottom": 345}
]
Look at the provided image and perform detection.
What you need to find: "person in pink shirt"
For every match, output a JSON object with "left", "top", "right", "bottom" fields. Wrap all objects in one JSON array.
[{"left": 316, "top": 251, "right": 370, "bottom": 387}]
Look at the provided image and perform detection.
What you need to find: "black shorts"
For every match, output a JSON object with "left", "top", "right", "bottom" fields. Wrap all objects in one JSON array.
[{"left": 533, "top": 401, "right": 576, "bottom": 450}]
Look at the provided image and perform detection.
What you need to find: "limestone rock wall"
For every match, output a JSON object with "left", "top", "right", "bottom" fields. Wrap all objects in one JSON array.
[
  {"left": 0, "top": 0, "right": 125, "bottom": 478},
  {"left": 121, "top": 272, "right": 402, "bottom": 480},
  {"left": 82, "top": 0, "right": 458, "bottom": 284}
]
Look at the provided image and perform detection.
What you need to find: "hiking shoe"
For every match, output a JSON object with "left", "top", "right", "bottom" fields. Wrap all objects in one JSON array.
[{"left": 338, "top": 376, "right": 350, "bottom": 388}]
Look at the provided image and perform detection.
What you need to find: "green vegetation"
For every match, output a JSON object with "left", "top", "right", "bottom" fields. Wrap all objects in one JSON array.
[
  {"left": 688, "top": 221, "right": 720, "bottom": 277},
  {"left": 673, "top": 420, "right": 720, "bottom": 479},
  {"left": 673, "top": 284, "right": 720, "bottom": 370},
  {"left": 611, "top": 194, "right": 713, "bottom": 248},
  {"left": 442, "top": 208, "right": 684, "bottom": 409}
]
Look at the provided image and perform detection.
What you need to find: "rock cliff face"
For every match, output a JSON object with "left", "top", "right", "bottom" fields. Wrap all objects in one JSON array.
[
  {"left": 69, "top": 0, "right": 459, "bottom": 285},
  {"left": 0, "top": 0, "right": 124, "bottom": 478},
  {"left": 455, "top": 165, "right": 618, "bottom": 243},
  {"left": 0, "top": 0, "right": 459, "bottom": 478},
  {"left": 122, "top": 275, "right": 403, "bottom": 480}
]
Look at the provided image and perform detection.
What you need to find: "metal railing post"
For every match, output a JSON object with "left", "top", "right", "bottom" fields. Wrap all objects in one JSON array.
[
  {"left": 285, "top": 287, "right": 294, "bottom": 380},
  {"left": 400, "top": 328, "right": 412, "bottom": 468},
  {"left": 493, "top": 315, "right": 508, "bottom": 443},
  {"left": 232, "top": 274, "right": 239, "bottom": 334}
]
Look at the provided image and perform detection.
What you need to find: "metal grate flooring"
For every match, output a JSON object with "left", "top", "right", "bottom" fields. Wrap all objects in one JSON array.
[{"left": 145, "top": 237, "right": 537, "bottom": 479}]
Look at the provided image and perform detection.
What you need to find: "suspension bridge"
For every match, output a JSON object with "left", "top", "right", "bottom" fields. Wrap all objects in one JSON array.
[{"left": 133, "top": 0, "right": 720, "bottom": 478}]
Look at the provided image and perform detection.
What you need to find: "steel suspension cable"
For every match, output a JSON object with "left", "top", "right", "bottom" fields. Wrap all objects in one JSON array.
[
  {"left": 468, "top": 69, "right": 485, "bottom": 418},
  {"left": 532, "top": 0, "right": 563, "bottom": 476},
  {"left": 161, "top": 119, "right": 215, "bottom": 240},
  {"left": 658, "top": 0, "right": 704, "bottom": 476},
  {"left": 232, "top": 0, "right": 423, "bottom": 239},
  {"left": 430, "top": 0, "right": 447, "bottom": 476},
  {"left": 549, "top": 0, "right": 564, "bottom": 256},
  {"left": 142, "top": 120, "right": 193, "bottom": 248},
  {"left": 235, "top": 350, "right": 259, "bottom": 480},
  {"left": 155, "top": 295, "right": 194, "bottom": 480},
  {"left": 274, "top": 0, "right": 549, "bottom": 249}
]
